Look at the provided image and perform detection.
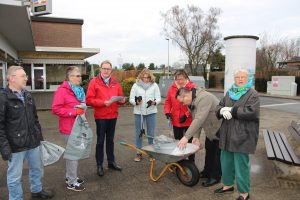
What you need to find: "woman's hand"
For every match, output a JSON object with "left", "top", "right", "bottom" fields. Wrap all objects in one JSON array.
[{"left": 177, "top": 136, "right": 188, "bottom": 150}]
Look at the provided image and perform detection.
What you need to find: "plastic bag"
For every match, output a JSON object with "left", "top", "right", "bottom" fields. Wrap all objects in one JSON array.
[
  {"left": 64, "top": 115, "right": 93, "bottom": 160},
  {"left": 40, "top": 141, "right": 65, "bottom": 166}
]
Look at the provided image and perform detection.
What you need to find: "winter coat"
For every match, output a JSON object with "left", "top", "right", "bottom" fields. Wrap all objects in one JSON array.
[
  {"left": 129, "top": 82, "right": 161, "bottom": 115},
  {"left": 216, "top": 88, "right": 260, "bottom": 154},
  {"left": 52, "top": 81, "right": 84, "bottom": 135},
  {"left": 86, "top": 75, "right": 124, "bottom": 119},
  {"left": 164, "top": 81, "right": 196, "bottom": 127},
  {"left": 184, "top": 88, "right": 221, "bottom": 141},
  {"left": 0, "top": 87, "right": 43, "bottom": 159}
]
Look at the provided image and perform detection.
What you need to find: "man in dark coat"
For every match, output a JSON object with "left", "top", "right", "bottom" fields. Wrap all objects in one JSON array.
[{"left": 0, "top": 66, "right": 54, "bottom": 200}]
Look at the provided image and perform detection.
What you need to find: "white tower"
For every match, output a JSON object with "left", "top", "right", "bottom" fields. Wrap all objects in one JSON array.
[{"left": 224, "top": 35, "right": 259, "bottom": 94}]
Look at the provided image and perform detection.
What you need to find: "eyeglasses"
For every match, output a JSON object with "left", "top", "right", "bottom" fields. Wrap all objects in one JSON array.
[
  {"left": 101, "top": 68, "right": 112, "bottom": 71},
  {"left": 70, "top": 75, "right": 82, "bottom": 78},
  {"left": 142, "top": 76, "right": 150, "bottom": 79},
  {"left": 12, "top": 74, "right": 28, "bottom": 79},
  {"left": 234, "top": 76, "right": 247, "bottom": 80}
]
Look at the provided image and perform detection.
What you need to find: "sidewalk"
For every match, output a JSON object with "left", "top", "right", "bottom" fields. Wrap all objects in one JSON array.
[{"left": 0, "top": 105, "right": 300, "bottom": 200}]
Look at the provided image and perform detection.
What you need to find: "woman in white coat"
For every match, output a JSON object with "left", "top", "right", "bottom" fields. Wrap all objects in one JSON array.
[{"left": 129, "top": 69, "right": 161, "bottom": 162}]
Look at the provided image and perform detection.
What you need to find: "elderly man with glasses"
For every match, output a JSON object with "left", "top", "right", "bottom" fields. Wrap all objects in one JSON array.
[{"left": 0, "top": 66, "right": 54, "bottom": 200}]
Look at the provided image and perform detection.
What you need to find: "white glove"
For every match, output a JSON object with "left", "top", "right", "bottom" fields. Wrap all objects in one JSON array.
[
  {"left": 220, "top": 107, "right": 232, "bottom": 115},
  {"left": 223, "top": 110, "right": 232, "bottom": 120}
]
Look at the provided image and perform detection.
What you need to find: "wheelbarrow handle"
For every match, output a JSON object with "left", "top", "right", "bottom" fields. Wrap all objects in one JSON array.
[{"left": 119, "top": 140, "right": 149, "bottom": 157}]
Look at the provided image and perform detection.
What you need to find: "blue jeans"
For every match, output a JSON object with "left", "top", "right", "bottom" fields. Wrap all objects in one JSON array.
[
  {"left": 134, "top": 113, "right": 156, "bottom": 149},
  {"left": 7, "top": 146, "right": 43, "bottom": 200}
]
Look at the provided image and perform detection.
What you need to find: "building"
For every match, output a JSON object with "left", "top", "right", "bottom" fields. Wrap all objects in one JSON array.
[
  {"left": 277, "top": 57, "right": 300, "bottom": 70},
  {"left": 0, "top": 1, "right": 99, "bottom": 109}
]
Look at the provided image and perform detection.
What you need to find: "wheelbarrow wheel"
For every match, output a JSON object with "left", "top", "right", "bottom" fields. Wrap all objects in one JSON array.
[{"left": 176, "top": 160, "right": 199, "bottom": 187}]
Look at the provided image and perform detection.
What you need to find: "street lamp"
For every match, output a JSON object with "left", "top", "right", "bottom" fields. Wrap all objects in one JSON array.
[{"left": 166, "top": 38, "right": 170, "bottom": 78}]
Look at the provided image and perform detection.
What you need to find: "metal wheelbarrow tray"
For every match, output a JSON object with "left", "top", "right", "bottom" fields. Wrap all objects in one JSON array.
[{"left": 120, "top": 140, "right": 200, "bottom": 186}]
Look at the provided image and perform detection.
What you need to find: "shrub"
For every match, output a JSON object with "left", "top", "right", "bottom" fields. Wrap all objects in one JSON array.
[
  {"left": 153, "top": 73, "right": 162, "bottom": 84},
  {"left": 208, "top": 75, "right": 216, "bottom": 88},
  {"left": 255, "top": 77, "right": 268, "bottom": 92},
  {"left": 121, "top": 77, "right": 136, "bottom": 97},
  {"left": 295, "top": 77, "right": 300, "bottom": 95}
]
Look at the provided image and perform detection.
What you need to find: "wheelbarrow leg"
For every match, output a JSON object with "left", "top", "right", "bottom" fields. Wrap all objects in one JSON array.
[{"left": 149, "top": 160, "right": 186, "bottom": 182}]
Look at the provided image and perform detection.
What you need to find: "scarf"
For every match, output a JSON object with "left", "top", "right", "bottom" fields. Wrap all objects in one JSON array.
[
  {"left": 68, "top": 82, "right": 85, "bottom": 102},
  {"left": 137, "top": 80, "right": 152, "bottom": 90},
  {"left": 228, "top": 75, "right": 254, "bottom": 101},
  {"left": 101, "top": 74, "right": 110, "bottom": 86}
]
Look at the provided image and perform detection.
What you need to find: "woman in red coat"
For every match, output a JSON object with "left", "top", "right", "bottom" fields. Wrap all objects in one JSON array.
[
  {"left": 164, "top": 69, "right": 196, "bottom": 161},
  {"left": 86, "top": 60, "right": 125, "bottom": 177}
]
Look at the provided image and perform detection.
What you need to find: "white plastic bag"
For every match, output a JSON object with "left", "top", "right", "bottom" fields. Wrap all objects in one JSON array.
[
  {"left": 63, "top": 115, "right": 93, "bottom": 160},
  {"left": 40, "top": 141, "right": 65, "bottom": 166}
]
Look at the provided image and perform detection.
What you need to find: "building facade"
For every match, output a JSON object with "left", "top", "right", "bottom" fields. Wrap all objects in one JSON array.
[{"left": 0, "top": 1, "right": 99, "bottom": 109}]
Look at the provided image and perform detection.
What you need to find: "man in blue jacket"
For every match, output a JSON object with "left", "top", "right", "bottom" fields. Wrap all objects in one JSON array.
[{"left": 0, "top": 66, "right": 54, "bottom": 200}]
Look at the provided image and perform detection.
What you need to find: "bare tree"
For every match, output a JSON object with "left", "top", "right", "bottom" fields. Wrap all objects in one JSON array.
[
  {"left": 256, "top": 33, "right": 300, "bottom": 70},
  {"left": 161, "top": 5, "right": 222, "bottom": 77}
]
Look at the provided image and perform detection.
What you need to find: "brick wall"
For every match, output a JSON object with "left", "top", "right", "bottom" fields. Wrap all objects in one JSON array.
[{"left": 31, "top": 21, "right": 82, "bottom": 47}]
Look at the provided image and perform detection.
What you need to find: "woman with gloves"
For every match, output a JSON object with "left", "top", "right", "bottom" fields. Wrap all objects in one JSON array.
[
  {"left": 52, "top": 66, "right": 86, "bottom": 192},
  {"left": 129, "top": 69, "right": 161, "bottom": 162},
  {"left": 214, "top": 68, "right": 260, "bottom": 200}
]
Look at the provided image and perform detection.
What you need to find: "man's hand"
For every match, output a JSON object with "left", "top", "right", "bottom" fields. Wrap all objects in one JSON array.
[
  {"left": 104, "top": 100, "right": 112, "bottom": 107},
  {"left": 2, "top": 153, "right": 12, "bottom": 161},
  {"left": 177, "top": 136, "right": 188, "bottom": 150},
  {"left": 118, "top": 97, "right": 126, "bottom": 104},
  {"left": 179, "top": 114, "right": 188, "bottom": 123},
  {"left": 192, "top": 138, "right": 200, "bottom": 146}
]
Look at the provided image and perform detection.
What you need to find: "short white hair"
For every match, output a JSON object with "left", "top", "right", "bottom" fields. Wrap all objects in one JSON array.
[
  {"left": 233, "top": 68, "right": 249, "bottom": 77},
  {"left": 6, "top": 65, "right": 24, "bottom": 80}
]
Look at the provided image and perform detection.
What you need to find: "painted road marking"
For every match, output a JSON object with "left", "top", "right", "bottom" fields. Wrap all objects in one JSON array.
[{"left": 261, "top": 102, "right": 300, "bottom": 108}]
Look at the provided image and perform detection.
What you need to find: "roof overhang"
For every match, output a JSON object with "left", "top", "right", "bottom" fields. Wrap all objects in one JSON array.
[
  {"left": 18, "top": 46, "right": 100, "bottom": 60},
  {"left": 0, "top": 2, "right": 35, "bottom": 51}
]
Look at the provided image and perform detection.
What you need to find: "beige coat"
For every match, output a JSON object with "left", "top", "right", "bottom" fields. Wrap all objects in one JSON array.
[{"left": 184, "top": 88, "right": 221, "bottom": 141}]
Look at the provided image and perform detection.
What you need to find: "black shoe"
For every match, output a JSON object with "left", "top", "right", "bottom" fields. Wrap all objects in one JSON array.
[
  {"left": 67, "top": 183, "right": 85, "bottom": 192},
  {"left": 236, "top": 194, "right": 250, "bottom": 200},
  {"left": 199, "top": 171, "right": 208, "bottom": 178},
  {"left": 202, "top": 178, "right": 220, "bottom": 187},
  {"left": 108, "top": 162, "right": 122, "bottom": 171},
  {"left": 214, "top": 186, "right": 234, "bottom": 195},
  {"left": 31, "top": 189, "right": 54, "bottom": 199},
  {"left": 65, "top": 177, "right": 85, "bottom": 185},
  {"left": 97, "top": 165, "right": 104, "bottom": 176}
]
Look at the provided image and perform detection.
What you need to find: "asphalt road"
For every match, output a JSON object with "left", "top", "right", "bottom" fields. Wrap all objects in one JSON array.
[{"left": 211, "top": 92, "right": 300, "bottom": 114}]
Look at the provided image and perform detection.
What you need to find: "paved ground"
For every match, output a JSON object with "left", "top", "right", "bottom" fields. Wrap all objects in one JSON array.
[{"left": 1, "top": 104, "right": 300, "bottom": 200}]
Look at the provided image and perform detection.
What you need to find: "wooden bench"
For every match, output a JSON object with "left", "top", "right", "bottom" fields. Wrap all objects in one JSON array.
[{"left": 263, "top": 121, "right": 300, "bottom": 166}]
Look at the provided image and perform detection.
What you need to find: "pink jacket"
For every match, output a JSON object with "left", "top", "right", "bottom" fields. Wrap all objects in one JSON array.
[{"left": 52, "top": 81, "right": 84, "bottom": 134}]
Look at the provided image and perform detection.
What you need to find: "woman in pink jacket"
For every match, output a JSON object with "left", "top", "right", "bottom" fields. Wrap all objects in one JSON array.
[{"left": 52, "top": 66, "right": 86, "bottom": 192}]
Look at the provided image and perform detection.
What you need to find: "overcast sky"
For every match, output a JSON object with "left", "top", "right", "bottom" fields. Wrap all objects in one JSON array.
[{"left": 48, "top": 0, "right": 300, "bottom": 67}]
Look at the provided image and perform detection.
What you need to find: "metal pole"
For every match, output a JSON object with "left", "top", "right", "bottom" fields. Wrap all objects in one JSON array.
[{"left": 166, "top": 38, "right": 169, "bottom": 78}]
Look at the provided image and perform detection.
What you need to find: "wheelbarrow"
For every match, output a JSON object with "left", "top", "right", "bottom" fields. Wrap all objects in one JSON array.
[{"left": 120, "top": 138, "right": 200, "bottom": 186}]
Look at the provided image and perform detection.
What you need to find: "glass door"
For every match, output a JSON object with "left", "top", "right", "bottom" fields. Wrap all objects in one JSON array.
[{"left": 32, "top": 64, "right": 46, "bottom": 90}]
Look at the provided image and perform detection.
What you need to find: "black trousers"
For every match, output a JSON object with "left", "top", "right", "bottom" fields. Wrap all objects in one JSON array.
[
  {"left": 95, "top": 118, "right": 117, "bottom": 166},
  {"left": 202, "top": 137, "right": 221, "bottom": 180},
  {"left": 173, "top": 126, "right": 195, "bottom": 161}
]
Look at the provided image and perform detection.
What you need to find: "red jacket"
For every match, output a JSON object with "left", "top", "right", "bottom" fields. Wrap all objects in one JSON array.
[
  {"left": 52, "top": 81, "right": 84, "bottom": 134},
  {"left": 86, "top": 75, "right": 124, "bottom": 119},
  {"left": 164, "top": 81, "right": 196, "bottom": 127}
]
